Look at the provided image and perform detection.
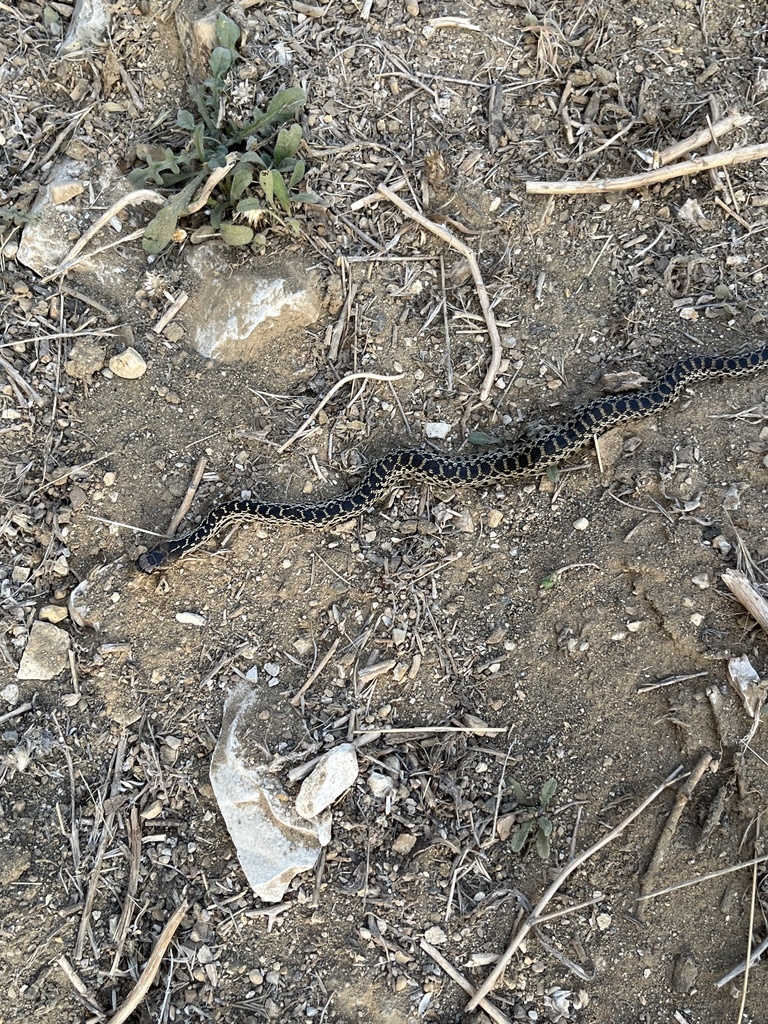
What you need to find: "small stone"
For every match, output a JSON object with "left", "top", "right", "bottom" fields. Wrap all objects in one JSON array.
[
  {"left": 109, "top": 346, "right": 147, "bottom": 379},
  {"left": 392, "top": 628, "right": 407, "bottom": 646},
  {"left": 424, "top": 421, "right": 451, "bottom": 440},
  {"left": 424, "top": 926, "right": 448, "bottom": 945},
  {"left": 368, "top": 772, "right": 393, "bottom": 798},
  {"left": 39, "top": 604, "right": 68, "bottom": 624},
  {"left": 18, "top": 621, "right": 70, "bottom": 680},
  {"left": 392, "top": 832, "right": 417, "bottom": 855},
  {"left": 50, "top": 182, "right": 84, "bottom": 205},
  {"left": 573, "top": 517, "right": 589, "bottom": 531},
  {"left": 295, "top": 743, "right": 359, "bottom": 820},
  {"left": 488, "top": 509, "right": 504, "bottom": 528},
  {"left": 1, "top": 684, "right": 20, "bottom": 706},
  {"left": 176, "top": 611, "right": 206, "bottom": 626},
  {"left": 691, "top": 573, "right": 709, "bottom": 589}
]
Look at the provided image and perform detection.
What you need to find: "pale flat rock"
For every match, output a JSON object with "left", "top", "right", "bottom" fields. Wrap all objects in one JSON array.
[
  {"left": 16, "top": 158, "right": 145, "bottom": 304},
  {"left": 295, "top": 743, "right": 359, "bottom": 820},
  {"left": 211, "top": 686, "right": 331, "bottom": 902},
  {"left": 183, "top": 247, "right": 323, "bottom": 361},
  {"left": 59, "top": 0, "right": 110, "bottom": 54},
  {"left": 18, "top": 621, "right": 70, "bottom": 680}
]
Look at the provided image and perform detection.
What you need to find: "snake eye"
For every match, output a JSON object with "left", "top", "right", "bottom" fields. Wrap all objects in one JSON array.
[{"left": 137, "top": 549, "right": 168, "bottom": 574}]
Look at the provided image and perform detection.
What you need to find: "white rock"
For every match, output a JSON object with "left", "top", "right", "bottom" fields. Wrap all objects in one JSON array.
[
  {"left": 295, "top": 744, "right": 359, "bottom": 820},
  {"left": 210, "top": 687, "right": 331, "bottom": 902},
  {"left": 1, "top": 684, "right": 20, "bottom": 706},
  {"left": 18, "top": 621, "right": 70, "bottom": 680},
  {"left": 109, "top": 347, "right": 147, "bottom": 379},
  {"left": 424, "top": 421, "right": 452, "bottom": 440},
  {"left": 183, "top": 247, "right": 322, "bottom": 361},
  {"left": 368, "top": 772, "right": 393, "bottom": 798}
]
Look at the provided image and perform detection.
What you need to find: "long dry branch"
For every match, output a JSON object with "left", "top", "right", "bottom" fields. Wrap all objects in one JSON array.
[
  {"left": 526, "top": 142, "right": 768, "bottom": 196},
  {"left": 466, "top": 765, "right": 684, "bottom": 1012},
  {"left": 376, "top": 184, "right": 502, "bottom": 401}
]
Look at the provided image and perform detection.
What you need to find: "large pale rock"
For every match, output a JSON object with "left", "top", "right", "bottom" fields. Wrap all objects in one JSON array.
[
  {"left": 18, "top": 621, "right": 70, "bottom": 680},
  {"left": 16, "top": 159, "right": 146, "bottom": 304},
  {"left": 183, "top": 247, "right": 323, "bottom": 361},
  {"left": 210, "top": 686, "right": 331, "bottom": 902},
  {"left": 295, "top": 744, "right": 359, "bottom": 820}
]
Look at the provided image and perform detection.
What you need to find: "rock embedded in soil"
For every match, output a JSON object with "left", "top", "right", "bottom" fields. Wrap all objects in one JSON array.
[
  {"left": 210, "top": 686, "right": 331, "bottom": 902},
  {"left": 183, "top": 248, "right": 323, "bottom": 361},
  {"left": 108, "top": 346, "right": 147, "bottom": 379},
  {"left": 17, "top": 621, "right": 70, "bottom": 680}
]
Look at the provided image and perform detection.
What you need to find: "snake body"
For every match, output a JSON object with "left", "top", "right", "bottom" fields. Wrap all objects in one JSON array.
[{"left": 137, "top": 345, "right": 768, "bottom": 573}]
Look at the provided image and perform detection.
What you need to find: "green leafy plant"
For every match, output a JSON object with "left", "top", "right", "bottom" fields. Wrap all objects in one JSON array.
[
  {"left": 130, "top": 13, "right": 317, "bottom": 254},
  {"left": 508, "top": 776, "right": 557, "bottom": 860}
]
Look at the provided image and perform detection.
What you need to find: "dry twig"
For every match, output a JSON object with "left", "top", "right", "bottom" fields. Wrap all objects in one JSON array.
[
  {"left": 655, "top": 110, "right": 751, "bottom": 166},
  {"left": 420, "top": 939, "right": 511, "bottom": 1024},
  {"left": 376, "top": 184, "right": 503, "bottom": 401},
  {"left": 526, "top": 142, "right": 768, "bottom": 196},
  {"left": 722, "top": 569, "right": 768, "bottom": 634},
  {"left": 107, "top": 899, "right": 189, "bottom": 1024},
  {"left": 167, "top": 457, "right": 208, "bottom": 537},
  {"left": 278, "top": 370, "right": 404, "bottom": 452},
  {"left": 636, "top": 751, "right": 715, "bottom": 920},
  {"left": 466, "top": 765, "right": 684, "bottom": 1011}
]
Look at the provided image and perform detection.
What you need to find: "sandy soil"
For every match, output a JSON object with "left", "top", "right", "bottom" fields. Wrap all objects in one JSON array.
[{"left": 1, "top": 1, "right": 768, "bottom": 1022}]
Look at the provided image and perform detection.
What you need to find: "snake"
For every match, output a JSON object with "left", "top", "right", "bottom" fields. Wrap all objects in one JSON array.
[{"left": 137, "top": 344, "right": 768, "bottom": 573}]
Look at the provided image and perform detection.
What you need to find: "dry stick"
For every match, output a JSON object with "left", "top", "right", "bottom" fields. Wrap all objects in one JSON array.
[
  {"left": 152, "top": 291, "right": 189, "bottom": 334},
  {"left": 110, "top": 806, "right": 143, "bottom": 976},
  {"left": 636, "top": 752, "right": 715, "bottom": 921},
  {"left": 377, "top": 184, "right": 503, "bottom": 402},
  {"left": 186, "top": 154, "right": 237, "bottom": 214},
  {"left": 656, "top": 110, "right": 751, "bottom": 166},
  {"left": 75, "top": 733, "right": 128, "bottom": 961},
  {"left": 717, "top": 934, "right": 768, "bottom": 989},
  {"left": 722, "top": 569, "right": 768, "bottom": 634},
  {"left": 327, "top": 282, "right": 358, "bottom": 361},
  {"left": 526, "top": 142, "right": 768, "bottom": 196},
  {"left": 40, "top": 189, "right": 164, "bottom": 283},
  {"left": 466, "top": 765, "right": 684, "bottom": 1012},
  {"left": 640, "top": 853, "right": 768, "bottom": 902},
  {"left": 290, "top": 636, "right": 342, "bottom": 707},
  {"left": 420, "top": 940, "right": 512, "bottom": 1024},
  {"left": 106, "top": 899, "right": 189, "bottom": 1024},
  {"left": 277, "top": 371, "right": 405, "bottom": 453},
  {"left": 736, "top": 824, "right": 760, "bottom": 1024},
  {"left": 166, "top": 457, "right": 207, "bottom": 537}
]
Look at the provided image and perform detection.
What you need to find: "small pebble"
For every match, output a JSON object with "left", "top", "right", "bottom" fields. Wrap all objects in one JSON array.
[
  {"left": 424, "top": 421, "right": 451, "bottom": 440},
  {"left": 176, "top": 611, "right": 206, "bottom": 626},
  {"left": 109, "top": 346, "right": 147, "bottom": 379},
  {"left": 573, "top": 517, "right": 589, "bottom": 531},
  {"left": 691, "top": 573, "right": 709, "bottom": 589}
]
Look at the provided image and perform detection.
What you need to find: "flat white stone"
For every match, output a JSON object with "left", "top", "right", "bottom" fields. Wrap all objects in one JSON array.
[
  {"left": 109, "top": 347, "right": 147, "bottom": 379},
  {"left": 210, "top": 686, "right": 331, "bottom": 902},
  {"left": 295, "top": 743, "right": 359, "bottom": 820}
]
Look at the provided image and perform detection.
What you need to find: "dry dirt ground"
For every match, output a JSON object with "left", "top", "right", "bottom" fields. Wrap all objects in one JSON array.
[{"left": 2, "top": 1, "right": 768, "bottom": 1022}]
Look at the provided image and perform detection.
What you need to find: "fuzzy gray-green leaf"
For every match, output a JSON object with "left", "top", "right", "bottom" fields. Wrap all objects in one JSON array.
[
  {"left": 220, "top": 222, "right": 255, "bottom": 246},
  {"left": 273, "top": 124, "right": 303, "bottom": 167}
]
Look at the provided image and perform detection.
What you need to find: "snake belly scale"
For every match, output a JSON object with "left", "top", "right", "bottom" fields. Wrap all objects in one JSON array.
[{"left": 137, "top": 345, "right": 768, "bottom": 573}]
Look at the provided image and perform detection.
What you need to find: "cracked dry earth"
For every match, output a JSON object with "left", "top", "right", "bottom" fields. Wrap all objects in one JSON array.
[{"left": 2, "top": 0, "right": 768, "bottom": 1023}]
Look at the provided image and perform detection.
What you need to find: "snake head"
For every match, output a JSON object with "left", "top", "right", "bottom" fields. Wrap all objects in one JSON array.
[{"left": 136, "top": 546, "right": 171, "bottom": 574}]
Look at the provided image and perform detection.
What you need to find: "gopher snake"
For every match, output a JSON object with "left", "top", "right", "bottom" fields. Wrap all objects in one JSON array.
[{"left": 137, "top": 345, "right": 768, "bottom": 573}]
